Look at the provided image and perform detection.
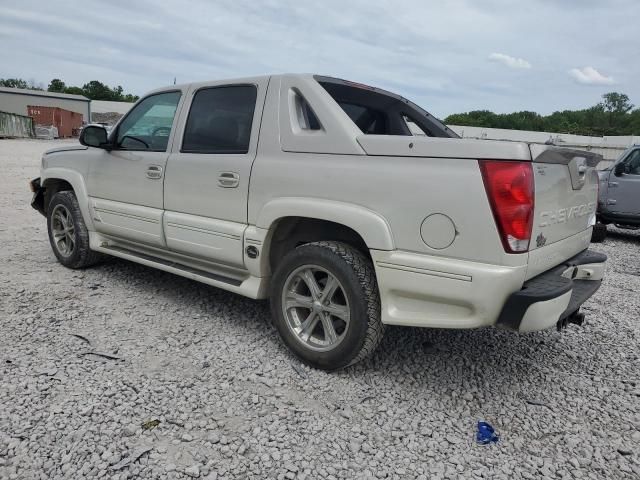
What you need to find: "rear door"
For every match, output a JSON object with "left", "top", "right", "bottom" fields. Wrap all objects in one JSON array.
[
  {"left": 87, "top": 90, "right": 184, "bottom": 248},
  {"left": 163, "top": 78, "right": 268, "bottom": 268},
  {"left": 607, "top": 148, "right": 640, "bottom": 215}
]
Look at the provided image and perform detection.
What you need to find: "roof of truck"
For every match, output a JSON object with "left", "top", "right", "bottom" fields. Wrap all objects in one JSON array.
[{"left": 146, "top": 74, "right": 306, "bottom": 94}]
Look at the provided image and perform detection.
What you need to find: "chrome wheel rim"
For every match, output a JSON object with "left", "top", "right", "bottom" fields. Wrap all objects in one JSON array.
[
  {"left": 281, "top": 265, "right": 350, "bottom": 352},
  {"left": 51, "top": 205, "right": 75, "bottom": 257}
]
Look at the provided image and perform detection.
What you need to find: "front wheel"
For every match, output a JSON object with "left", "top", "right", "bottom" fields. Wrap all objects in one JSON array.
[
  {"left": 47, "top": 191, "right": 102, "bottom": 269},
  {"left": 270, "top": 241, "right": 384, "bottom": 371}
]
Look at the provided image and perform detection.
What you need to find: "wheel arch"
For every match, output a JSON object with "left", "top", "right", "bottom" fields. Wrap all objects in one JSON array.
[
  {"left": 41, "top": 168, "right": 95, "bottom": 230},
  {"left": 256, "top": 198, "right": 394, "bottom": 248},
  {"left": 252, "top": 197, "right": 394, "bottom": 276}
]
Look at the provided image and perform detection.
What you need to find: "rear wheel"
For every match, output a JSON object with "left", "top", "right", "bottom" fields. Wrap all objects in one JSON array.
[
  {"left": 591, "top": 223, "right": 607, "bottom": 243},
  {"left": 271, "top": 241, "right": 384, "bottom": 370},
  {"left": 47, "top": 191, "right": 102, "bottom": 269}
]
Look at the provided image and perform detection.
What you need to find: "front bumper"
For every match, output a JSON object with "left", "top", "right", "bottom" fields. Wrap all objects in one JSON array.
[
  {"left": 30, "top": 177, "right": 46, "bottom": 216},
  {"left": 496, "top": 249, "right": 606, "bottom": 332}
]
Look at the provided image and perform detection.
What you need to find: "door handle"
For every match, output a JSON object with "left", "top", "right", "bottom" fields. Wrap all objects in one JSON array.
[
  {"left": 146, "top": 165, "right": 163, "bottom": 179},
  {"left": 608, "top": 182, "right": 618, "bottom": 188},
  {"left": 218, "top": 172, "right": 239, "bottom": 188}
]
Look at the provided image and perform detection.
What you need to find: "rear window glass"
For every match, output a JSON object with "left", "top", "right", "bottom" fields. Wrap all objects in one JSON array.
[
  {"left": 338, "top": 103, "right": 387, "bottom": 135},
  {"left": 316, "top": 76, "right": 457, "bottom": 138},
  {"left": 403, "top": 115, "right": 427, "bottom": 135}
]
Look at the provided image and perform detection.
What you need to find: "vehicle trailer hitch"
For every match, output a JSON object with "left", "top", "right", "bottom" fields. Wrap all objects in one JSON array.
[{"left": 557, "top": 310, "right": 585, "bottom": 331}]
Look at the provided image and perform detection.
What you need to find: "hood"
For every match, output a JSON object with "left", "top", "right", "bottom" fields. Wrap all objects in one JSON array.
[{"left": 44, "top": 144, "right": 88, "bottom": 155}]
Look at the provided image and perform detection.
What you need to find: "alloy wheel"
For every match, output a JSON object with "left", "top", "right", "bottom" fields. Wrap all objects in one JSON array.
[
  {"left": 281, "top": 265, "right": 351, "bottom": 352},
  {"left": 51, "top": 204, "right": 76, "bottom": 257}
]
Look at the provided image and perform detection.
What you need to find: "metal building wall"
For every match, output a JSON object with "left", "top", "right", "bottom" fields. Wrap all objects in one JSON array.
[
  {"left": 0, "top": 91, "right": 90, "bottom": 122},
  {"left": 0, "top": 111, "right": 34, "bottom": 138}
]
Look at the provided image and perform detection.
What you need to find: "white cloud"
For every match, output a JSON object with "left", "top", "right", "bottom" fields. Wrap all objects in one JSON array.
[
  {"left": 1, "top": 0, "right": 638, "bottom": 116},
  {"left": 488, "top": 53, "right": 532, "bottom": 69},
  {"left": 568, "top": 66, "right": 615, "bottom": 85}
]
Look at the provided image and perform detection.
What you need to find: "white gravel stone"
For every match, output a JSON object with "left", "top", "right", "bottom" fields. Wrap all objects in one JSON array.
[
  {"left": 0, "top": 138, "right": 638, "bottom": 480},
  {"left": 185, "top": 465, "right": 200, "bottom": 478}
]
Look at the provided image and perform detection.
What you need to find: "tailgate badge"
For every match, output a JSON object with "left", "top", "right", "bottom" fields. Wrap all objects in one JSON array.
[
  {"left": 568, "top": 157, "right": 588, "bottom": 190},
  {"left": 536, "top": 233, "right": 547, "bottom": 248}
]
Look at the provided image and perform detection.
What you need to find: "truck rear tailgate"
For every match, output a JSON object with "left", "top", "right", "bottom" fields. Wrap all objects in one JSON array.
[{"left": 527, "top": 145, "right": 601, "bottom": 279}]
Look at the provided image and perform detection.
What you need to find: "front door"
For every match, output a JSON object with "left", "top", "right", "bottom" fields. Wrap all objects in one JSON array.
[
  {"left": 608, "top": 148, "right": 640, "bottom": 215},
  {"left": 87, "top": 90, "right": 184, "bottom": 248},
  {"left": 163, "top": 79, "right": 268, "bottom": 268}
]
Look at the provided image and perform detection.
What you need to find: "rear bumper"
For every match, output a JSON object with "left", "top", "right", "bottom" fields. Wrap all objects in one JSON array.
[
  {"left": 371, "top": 248, "right": 605, "bottom": 332},
  {"left": 30, "top": 177, "right": 46, "bottom": 216},
  {"left": 496, "top": 249, "right": 606, "bottom": 332}
]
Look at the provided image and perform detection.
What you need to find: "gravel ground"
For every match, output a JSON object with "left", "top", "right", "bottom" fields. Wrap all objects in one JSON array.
[{"left": 1, "top": 139, "right": 639, "bottom": 480}]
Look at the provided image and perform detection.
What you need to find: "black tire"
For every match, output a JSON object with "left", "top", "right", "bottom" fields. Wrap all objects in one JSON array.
[
  {"left": 270, "top": 241, "right": 384, "bottom": 370},
  {"left": 47, "top": 191, "right": 102, "bottom": 269},
  {"left": 591, "top": 223, "right": 607, "bottom": 243}
]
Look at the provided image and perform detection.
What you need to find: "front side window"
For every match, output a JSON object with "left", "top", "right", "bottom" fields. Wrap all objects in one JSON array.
[
  {"left": 116, "top": 91, "right": 181, "bottom": 151},
  {"left": 182, "top": 85, "right": 257, "bottom": 154},
  {"left": 624, "top": 149, "right": 640, "bottom": 175}
]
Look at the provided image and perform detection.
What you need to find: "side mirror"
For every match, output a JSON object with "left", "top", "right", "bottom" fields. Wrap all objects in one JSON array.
[
  {"left": 614, "top": 162, "right": 627, "bottom": 176},
  {"left": 80, "top": 126, "right": 110, "bottom": 149}
]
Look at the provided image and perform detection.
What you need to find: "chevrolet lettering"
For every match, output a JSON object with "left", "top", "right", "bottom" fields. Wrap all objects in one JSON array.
[{"left": 539, "top": 202, "right": 596, "bottom": 227}]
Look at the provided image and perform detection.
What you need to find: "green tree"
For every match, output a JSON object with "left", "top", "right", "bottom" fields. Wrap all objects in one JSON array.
[
  {"left": 627, "top": 109, "right": 640, "bottom": 135},
  {"left": 0, "top": 78, "right": 29, "bottom": 89},
  {"left": 3, "top": 75, "right": 139, "bottom": 102},
  {"left": 599, "top": 92, "right": 633, "bottom": 134},
  {"left": 48, "top": 78, "right": 67, "bottom": 93},
  {"left": 445, "top": 92, "right": 640, "bottom": 136},
  {"left": 601, "top": 92, "right": 633, "bottom": 115},
  {"left": 82, "top": 80, "right": 115, "bottom": 100},
  {"left": 64, "top": 86, "right": 85, "bottom": 96}
]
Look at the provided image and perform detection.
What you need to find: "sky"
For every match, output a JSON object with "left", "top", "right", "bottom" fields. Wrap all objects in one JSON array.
[{"left": 0, "top": 0, "right": 638, "bottom": 118}]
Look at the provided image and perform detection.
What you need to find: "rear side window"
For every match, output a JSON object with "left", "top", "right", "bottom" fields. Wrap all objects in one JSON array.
[{"left": 182, "top": 85, "right": 257, "bottom": 154}]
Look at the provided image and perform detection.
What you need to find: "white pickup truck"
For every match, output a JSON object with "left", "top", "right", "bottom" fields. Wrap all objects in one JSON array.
[{"left": 30, "top": 74, "right": 607, "bottom": 370}]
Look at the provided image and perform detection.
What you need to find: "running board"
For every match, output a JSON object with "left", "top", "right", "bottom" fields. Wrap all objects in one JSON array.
[
  {"left": 101, "top": 245, "right": 242, "bottom": 286},
  {"left": 90, "top": 234, "right": 269, "bottom": 299}
]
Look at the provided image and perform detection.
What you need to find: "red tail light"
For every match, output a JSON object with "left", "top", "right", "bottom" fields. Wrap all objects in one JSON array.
[{"left": 479, "top": 160, "right": 534, "bottom": 253}]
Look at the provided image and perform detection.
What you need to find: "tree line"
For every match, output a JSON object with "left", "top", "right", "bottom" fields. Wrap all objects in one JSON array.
[
  {"left": 0, "top": 77, "right": 139, "bottom": 103},
  {"left": 2, "top": 76, "right": 638, "bottom": 134},
  {"left": 444, "top": 92, "right": 639, "bottom": 137}
]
